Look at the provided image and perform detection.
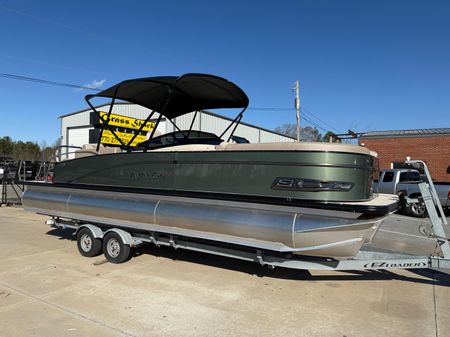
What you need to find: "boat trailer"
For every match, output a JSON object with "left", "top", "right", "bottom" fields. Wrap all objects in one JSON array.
[{"left": 46, "top": 160, "right": 450, "bottom": 272}]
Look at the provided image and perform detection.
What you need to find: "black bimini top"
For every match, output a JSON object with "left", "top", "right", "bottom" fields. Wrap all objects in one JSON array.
[{"left": 85, "top": 73, "right": 249, "bottom": 118}]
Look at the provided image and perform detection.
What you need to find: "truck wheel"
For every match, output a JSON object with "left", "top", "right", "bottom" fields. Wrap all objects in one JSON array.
[
  {"left": 408, "top": 198, "right": 427, "bottom": 218},
  {"left": 77, "top": 228, "right": 103, "bottom": 257},
  {"left": 102, "top": 232, "right": 132, "bottom": 264}
]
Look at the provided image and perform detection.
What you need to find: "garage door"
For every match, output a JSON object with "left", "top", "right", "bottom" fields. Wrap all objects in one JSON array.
[{"left": 66, "top": 127, "right": 92, "bottom": 159}]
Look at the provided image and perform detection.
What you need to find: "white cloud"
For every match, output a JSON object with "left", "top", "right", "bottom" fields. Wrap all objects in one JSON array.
[
  {"left": 75, "top": 78, "right": 106, "bottom": 91},
  {"left": 86, "top": 79, "right": 106, "bottom": 89}
]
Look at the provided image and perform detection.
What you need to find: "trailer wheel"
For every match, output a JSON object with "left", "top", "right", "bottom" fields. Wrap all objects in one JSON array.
[
  {"left": 102, "top": 232, "right": 132, "bottom": 264},
  {"left": 407, "top": 196, "right": 427, "bottom": 218},
  {"left": 77, "top": 228, "right": 102, "bottom": 257}
]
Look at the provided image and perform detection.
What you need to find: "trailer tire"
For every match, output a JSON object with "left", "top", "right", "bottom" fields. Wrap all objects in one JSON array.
[
  {"left": 102, "top": 232, "right": 132, "bottom": 264},
  {"left": 77, "top": 228, "right": 103, "bottom": 257},
  {"left": 406, "top": 195, "right": 427, "bottom": 218}
]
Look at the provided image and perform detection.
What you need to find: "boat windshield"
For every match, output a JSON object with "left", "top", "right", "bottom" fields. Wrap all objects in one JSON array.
[{"left": 136, "top": 130, "right": 223, "bottom": 151}]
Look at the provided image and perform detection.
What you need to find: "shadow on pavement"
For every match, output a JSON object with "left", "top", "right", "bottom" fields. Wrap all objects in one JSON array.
[
  {"left": 134, "top": 242, "right": 450, "bottom": 287},
  {"left": 47, "top": 227, "right": 76, "bottom": 240}
]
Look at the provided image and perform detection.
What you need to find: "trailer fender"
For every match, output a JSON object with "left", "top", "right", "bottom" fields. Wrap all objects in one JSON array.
[
  {"left": 76, "top": 224, "right": 104, "bottom": 239},
  {"left": 104, "top": 228, "right": 136, "bottom": 246}
]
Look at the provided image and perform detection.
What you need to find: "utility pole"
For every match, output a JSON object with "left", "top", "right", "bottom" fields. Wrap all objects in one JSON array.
[{"left": 293, "top": 80, "right": 301, "bottom": 142}]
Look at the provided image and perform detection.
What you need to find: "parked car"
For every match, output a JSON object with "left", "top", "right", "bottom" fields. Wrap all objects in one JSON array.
[{"left": 374, "top": 169, "right": 450, "bottom": 217}]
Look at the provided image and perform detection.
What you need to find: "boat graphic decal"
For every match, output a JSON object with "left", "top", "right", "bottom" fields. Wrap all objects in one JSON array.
[
  {"left": 363, "top": 261, "right": 427, "bottom": 268},
  {"left": 271, "top": 177, "right": 353, "bottom": 192},
  {"left": 128, "top": 171, "right": 164, "bottom": 181}
]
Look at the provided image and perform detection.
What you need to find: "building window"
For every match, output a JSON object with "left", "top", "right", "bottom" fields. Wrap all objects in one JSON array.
[{"left": 447, "top": 165, "right": 450, "bottom": 174}]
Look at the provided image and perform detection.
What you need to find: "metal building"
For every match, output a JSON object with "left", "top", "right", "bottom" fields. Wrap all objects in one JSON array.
[{"left": 60, "top": 103, "right": 294, "bottom": 158}]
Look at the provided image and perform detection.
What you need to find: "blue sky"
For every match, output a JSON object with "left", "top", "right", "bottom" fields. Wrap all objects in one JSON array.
[{"left": 0, "top": 0, "right": 449, "bottom": 144}]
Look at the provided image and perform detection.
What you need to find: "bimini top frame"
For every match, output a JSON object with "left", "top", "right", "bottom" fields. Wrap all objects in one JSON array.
[{"left": 85, "top": 73, "right": 249, "bottom": 151}]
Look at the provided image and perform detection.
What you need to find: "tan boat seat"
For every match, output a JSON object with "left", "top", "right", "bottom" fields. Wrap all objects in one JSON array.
[
  {"left": 218, "top": 142, "right": 377, "bottom": 157},
  {"left": 152, "top": 144, "right": 217, "bottom": 152},
  {"left": 152, "top": 141, "right": 377, "bottom": 157},
  {"left": 74, "top": 144, "right": 122, "bottom": 158}
]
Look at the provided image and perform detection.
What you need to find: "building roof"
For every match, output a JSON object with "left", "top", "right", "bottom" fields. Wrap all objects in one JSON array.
[
  {"left": 59, "top": 102, "right": 295, "bottom": 140},
  {"left": 360, "top": 128, "right": 450, "bottom": 139}
]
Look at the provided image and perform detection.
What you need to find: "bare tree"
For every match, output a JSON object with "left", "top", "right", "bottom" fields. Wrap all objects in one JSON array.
[{"left": 275, "top": 124, "right": 322, "bottom": 142}]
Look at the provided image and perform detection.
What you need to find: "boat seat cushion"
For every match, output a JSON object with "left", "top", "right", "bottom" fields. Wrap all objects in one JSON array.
[
  {"left": 152, "top": 144, "right": 218, "bottom": 152},
  {"left": 152, "top": 141, "right": 376, "bottom": 156},
  {"left": 217, "top": 142, "right": 376, "bottom": 156},
  {"left": 74, "top": 144, "right": 122, "bottom": 158}
]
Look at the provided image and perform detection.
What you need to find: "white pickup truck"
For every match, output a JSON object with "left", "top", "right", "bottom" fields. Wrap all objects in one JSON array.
[{"left": 374, "top": 169, "right": 450, "bottom": 217}]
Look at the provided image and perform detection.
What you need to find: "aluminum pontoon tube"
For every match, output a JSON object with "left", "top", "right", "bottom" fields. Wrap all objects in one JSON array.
[{"left": 22, "top": 184, "right": 384, "bottom": 258}]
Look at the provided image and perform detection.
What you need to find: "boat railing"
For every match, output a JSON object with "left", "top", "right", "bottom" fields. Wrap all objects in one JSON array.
[
  {"left": 56, "top": 145, "right": 84, "bottom": 161},
  {"left": 44, "top": 144, "right": 124, "bottom": 182},
  {"left": 36, "top": 146, "right": 99, "bottom": 183}
]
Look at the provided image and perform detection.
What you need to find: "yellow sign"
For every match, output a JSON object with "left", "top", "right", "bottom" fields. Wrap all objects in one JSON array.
[
  {"left": 100, "top": 130, "right": 147, "bottom": 147},
  {"left": 99, "top": 112, "right": 155, "bottom": 132}
]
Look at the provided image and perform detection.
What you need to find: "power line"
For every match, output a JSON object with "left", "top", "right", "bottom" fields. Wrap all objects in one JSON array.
[
  {"left": 301, "top": 113, "right": 329, "bottom": 133},
  {"left": 0, "top": 71, "right": 341, "bottom": 134},
  {"left": 301, "top": 110, "right": 337, "bottom": 133},
  {"left": 248, "top": 107, "right": 340, "bottom": 133},
  {"left": 0, "top": 72, "right": 102, "bottom": 91},
  {"left": 301, "top": 106, "right": 340, "bottom": 133}
]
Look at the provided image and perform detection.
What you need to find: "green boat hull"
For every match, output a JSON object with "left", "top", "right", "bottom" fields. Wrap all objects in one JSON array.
[{"left": 54, "top": 150, "right": 375, "bottom": 203}]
